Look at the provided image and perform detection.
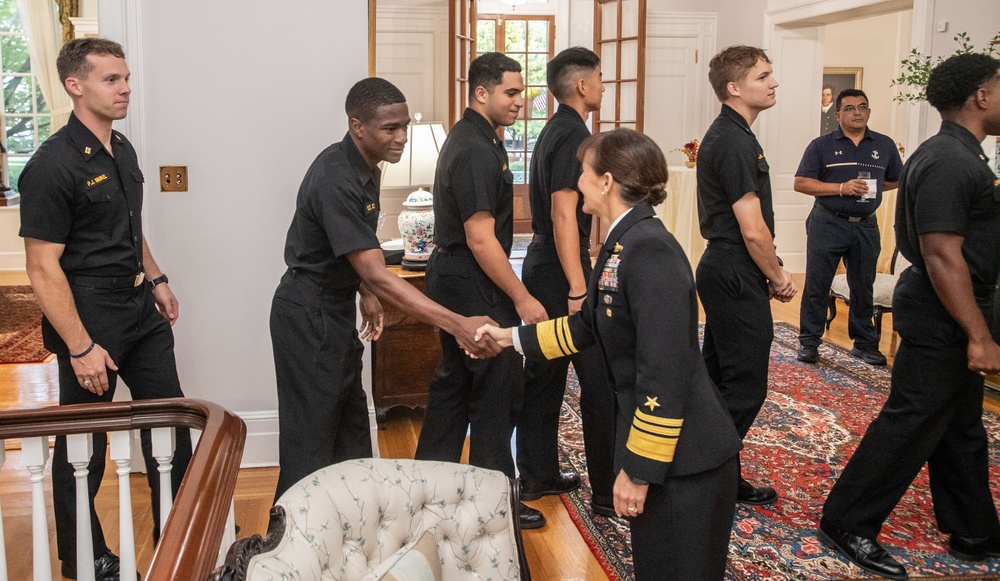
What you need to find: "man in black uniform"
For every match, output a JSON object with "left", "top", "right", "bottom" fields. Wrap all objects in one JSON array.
[
  {"left": 696, "top": 45, "right": 796, "bottom": 506},
  {"left": 270, "top": 78, "right": 499, "bottom": 501},
  {"left": 515, "top": 47, "right": 616, "bottom": 518},
  {"left": 18, "top": 38, "right": 192, "bottom": 580},
  {"left": 414, "top": 52, "right": 549, "bottom": 529},
  {"left": 819, "top": 53, "right": 1000, "bottom": 581}
]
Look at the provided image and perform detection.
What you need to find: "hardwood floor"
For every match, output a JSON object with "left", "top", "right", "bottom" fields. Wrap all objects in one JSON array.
[{"left": 1, "top": 271, "right": 996, "bottom": 580}]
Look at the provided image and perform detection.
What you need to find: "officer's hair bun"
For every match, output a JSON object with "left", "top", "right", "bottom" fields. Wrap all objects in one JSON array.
[{"left": 646, "top": 183, "right": 667, "bottom": 206}]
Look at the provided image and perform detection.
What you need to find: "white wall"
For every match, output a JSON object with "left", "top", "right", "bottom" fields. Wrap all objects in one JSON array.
[
  {"left": 97, "top": 0, "right": 369, "bottom": 465},
  {"left": 824, "top": 10, "right": 912, "bottom": 142}
]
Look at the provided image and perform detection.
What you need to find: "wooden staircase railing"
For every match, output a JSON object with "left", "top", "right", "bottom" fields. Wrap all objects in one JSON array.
[{"left": 0, "top": 398, "right": 246, "bottom": 580}]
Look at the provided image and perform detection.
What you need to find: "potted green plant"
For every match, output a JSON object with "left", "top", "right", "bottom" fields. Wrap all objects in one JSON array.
[{"left": 893, "top": 31, "right": 1000, "bottom": 102}]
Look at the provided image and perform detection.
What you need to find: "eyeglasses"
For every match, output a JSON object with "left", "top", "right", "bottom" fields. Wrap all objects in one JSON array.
[{"left": 840, "top": 104, "right": 870, "bottom": 113}]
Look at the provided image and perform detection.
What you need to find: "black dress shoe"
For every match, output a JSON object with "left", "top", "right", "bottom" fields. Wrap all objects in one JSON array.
[
  {"left": 61, "top": 550, "right": 138, "bottom": 581},
  {"left": 737, "top": 478, "right": 778, "bottom": 505},
  {"left": 850, "top": 347, "right": 888, "bottom": 366},
  {"left": 520, "top": 472, "right": 581, "bottom": 501},
  {"left": 949, "top": 534, "right": 1000, "bottom": 561},
  {"left": 519, "top": 502, "right": 546, "bottom": 530},
  {"left": 590, "top": 494, "right": 617, "bottom": 518},
  {"left": 797, "top": 345, "right": 819, "bottom": 363},
  {"left": 817, "top": 517, "right": 908, "bottom": 580}
]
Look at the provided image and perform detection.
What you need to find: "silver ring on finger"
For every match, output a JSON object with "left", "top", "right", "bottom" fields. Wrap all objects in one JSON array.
[
  {"left": 83, "top": 379, "right": 93, "bottom": 387},
  {"left": 628, "top": 506, "right": 637, "bottom": 513}
]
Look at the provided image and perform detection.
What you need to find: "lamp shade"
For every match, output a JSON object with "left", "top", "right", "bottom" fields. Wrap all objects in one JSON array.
[{"left": 380, "top": 117, "right": 447, "bottom": 189}]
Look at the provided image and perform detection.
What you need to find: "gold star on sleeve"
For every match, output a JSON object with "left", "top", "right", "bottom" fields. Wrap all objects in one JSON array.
[{"left": 644, "top": 396, "right": 660, "bottom": 411}]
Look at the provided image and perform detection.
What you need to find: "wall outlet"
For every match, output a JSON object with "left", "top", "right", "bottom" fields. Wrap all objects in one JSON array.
[
  {"left": 160, "top": 166, "right": 188, "bottom": 192},
  {"left": 936, "top": 20, "right": 948, "bottom": 32}
]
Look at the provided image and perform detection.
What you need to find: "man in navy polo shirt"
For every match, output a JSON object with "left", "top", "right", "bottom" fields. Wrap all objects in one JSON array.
[{"left": 794, "top": 89, "right": 902, "bottom": 366}]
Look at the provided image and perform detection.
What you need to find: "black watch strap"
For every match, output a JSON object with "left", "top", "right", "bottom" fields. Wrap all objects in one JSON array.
[
  {"left": 150, "top": 274, "right": 169, "bottom": 287},
  {"left": 629, "top": 475, "right": 648, "bottom": 486}
]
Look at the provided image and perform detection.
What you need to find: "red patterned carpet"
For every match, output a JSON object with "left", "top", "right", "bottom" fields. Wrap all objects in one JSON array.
[
  {"left": 557, "top": 322, "right": 1000, "bottom": 580},
  {"left": 0, "top": 285, "right": 51, "bottom": 364}
]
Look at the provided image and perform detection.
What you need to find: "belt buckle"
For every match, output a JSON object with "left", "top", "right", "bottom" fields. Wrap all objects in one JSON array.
[{"left": 134, "top": 272, "right": 145, "bottom": 287}]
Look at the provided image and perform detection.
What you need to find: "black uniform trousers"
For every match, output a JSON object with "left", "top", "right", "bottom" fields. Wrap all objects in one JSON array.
[
  {"left": 799, "top": 203, "right": 880, "bottom": 349},
  {"left": 270, "top": 269, "right": 372, "bottom": 501},
  {"left": 823, "top": 270, "right": 1000, "bottom": 539},
  {"left": 696, "top": 242, "right": 774, "bottom": 442},
  {"left": 47, "top": 282, "right": 192, "bottom": 562},
  {"left": 415, "top": 250, "right": 523, "bottom": 478},
  {"left": 631, "top": 455, "right": 739, "bottom": 580},
  {"left": 517, "top": 241, "right": 615, "bottom": 500}
]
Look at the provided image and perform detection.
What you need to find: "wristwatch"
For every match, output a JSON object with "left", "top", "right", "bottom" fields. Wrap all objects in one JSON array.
[{"left": 150, "top": 274, "right": 169, "bottom": 288}]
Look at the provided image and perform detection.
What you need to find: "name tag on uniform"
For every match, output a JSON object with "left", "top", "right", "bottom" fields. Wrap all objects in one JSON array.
[{"left": 598, "top": 255, "right": 620, "bottom": 291}]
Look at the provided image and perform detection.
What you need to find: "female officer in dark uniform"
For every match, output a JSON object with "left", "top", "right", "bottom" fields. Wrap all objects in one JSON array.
[{"left": 476, "top": 129, "right": 742, "bottom": 580}]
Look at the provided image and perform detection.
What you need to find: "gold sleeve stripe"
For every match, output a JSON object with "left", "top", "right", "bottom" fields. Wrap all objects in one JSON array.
[
  {"left": 633, "top": 420, "right": 681, "bottom": 437},
  {"left": 635, "top": 409, "right": 683, "bottom": 427},
  {"left": 626, "top": 427, "right": 678, "bottom": 463},
  {"left": 557, "top": 317, "right": 577, "bottom": 355},
  {"left": 537, "top": 317, "right": 578, "bottom": 360}
]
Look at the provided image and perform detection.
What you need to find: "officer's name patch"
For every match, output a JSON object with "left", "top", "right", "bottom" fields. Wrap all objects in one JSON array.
[{"left": 87, "top": 174, "right": 109, "bottom": 187}]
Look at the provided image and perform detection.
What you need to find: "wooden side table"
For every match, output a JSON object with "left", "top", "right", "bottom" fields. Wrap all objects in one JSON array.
[{"left": 371, "top": 266, "right": 442, "bottom": 427}]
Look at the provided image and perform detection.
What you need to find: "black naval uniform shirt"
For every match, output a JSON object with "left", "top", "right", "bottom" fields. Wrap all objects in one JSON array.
[
  {"left": 528, "top": 103, "right": 592, "bottom": 239},
  {"left": 433, "top": 108, "right": 514, "bottom": 256},
  {"left": 896, "top": 120, "right": 1000, "bottom": 305},
  {"left": 697, "top": 104, "right": 775, "bottom": 244},
  {"left": 282, "top": 133, "right": 382, "bottom": 290},
  {"left": 19, "top": 112, "right": 145, "bottom": 277}
]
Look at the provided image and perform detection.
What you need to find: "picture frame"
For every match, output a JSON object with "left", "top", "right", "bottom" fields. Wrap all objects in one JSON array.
[
  {"left": 824, "top": 66, "right": 864, "bottom": 92},
  {"left": 819, "top": 67, "right": 864, "bottom": 135}
]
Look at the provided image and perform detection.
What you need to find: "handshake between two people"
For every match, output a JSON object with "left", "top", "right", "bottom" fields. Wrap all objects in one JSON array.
[{"left": 462, "top": 323, "right": 514, "bottom": 359}]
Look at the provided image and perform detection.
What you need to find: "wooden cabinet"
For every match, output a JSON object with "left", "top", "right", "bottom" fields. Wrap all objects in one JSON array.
[{"left": 371, "top": 267, "right": 441, "bottom": 427}]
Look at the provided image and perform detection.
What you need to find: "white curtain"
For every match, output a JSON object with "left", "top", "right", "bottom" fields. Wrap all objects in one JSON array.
[{"left": 17, "top": 0, "right": 73, "bottom": 132}]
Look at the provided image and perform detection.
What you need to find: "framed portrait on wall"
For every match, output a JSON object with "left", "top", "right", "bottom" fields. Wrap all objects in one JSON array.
[{"left": 820, "top": 67, "right": 864, "bottom": 135}]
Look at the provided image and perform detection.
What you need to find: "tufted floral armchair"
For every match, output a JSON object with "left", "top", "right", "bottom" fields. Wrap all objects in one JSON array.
[{"left": 212, "top": 459, "right": 531, "bottom": 581}]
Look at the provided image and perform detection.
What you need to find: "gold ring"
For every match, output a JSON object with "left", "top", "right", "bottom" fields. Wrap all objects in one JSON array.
[{"left": 83, "top": 379, "right": 93, "bottom": 387}]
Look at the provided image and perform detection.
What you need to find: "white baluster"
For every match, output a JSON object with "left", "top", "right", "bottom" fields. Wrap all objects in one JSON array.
[
  {"left": 0, "top": 443, "right": 8, "bottom": 581},
  {"left": 22, "top": 436, "right": 51, "bottom": 581},
  {"left": 67, "top": 433, "right": 95, "bottom": 581},
  {"left": 110, "top": 431, "right": 137, "bottom": 581},
  {"left": 151, "top": 427, "right": 175, "bottom": 537},
  {"left": 216, "top": 501, "right": 237, "bottom": 568}
]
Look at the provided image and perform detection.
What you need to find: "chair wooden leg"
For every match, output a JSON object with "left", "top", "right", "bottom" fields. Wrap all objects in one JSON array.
[
  {"left": 874, "top": 307, "right": 884, "bottom": 342},
  {"left": 826, "top": 294, "right": 837, "bottom": 330}
]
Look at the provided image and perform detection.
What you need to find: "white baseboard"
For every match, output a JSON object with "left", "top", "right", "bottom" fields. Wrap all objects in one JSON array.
[{"left": 234, "top": 408, "right": 380, "bottom": 468}]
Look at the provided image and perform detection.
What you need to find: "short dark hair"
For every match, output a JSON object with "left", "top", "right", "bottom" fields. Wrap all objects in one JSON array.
[
  {"left": 547, "top": 47, "right": 600, "bottom": 101},
  {"left": 468, "top": 52, "right": 522, "bottom": 100},
  {"left": 836, "top": 88, "right": 868, "bottom": 111},
  {"left": 708, "top": 45, "right": 771, "bottom": 102},
  {"left": 57, "top": 38, "right": 126, "bottom": 84},
  {"left": 927, "top": 53, "right": 1000, "bottom": 113},
  {"left": 822, "top": 84, "right": 834, "bottom": 93},
  {"left": 577, "top": 129, "right": 668, "bottom": 207},
  {"left": 345, "top": 77, "right": 406, "bottom": 123}
]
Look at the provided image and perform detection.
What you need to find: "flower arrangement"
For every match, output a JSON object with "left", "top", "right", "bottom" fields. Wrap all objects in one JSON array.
[{"left": 675, "top": 139, "right": 699, "bottom": 167}]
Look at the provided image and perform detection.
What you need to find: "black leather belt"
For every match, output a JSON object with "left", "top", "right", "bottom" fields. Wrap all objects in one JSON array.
[
  {"left": 530, "top": 234, "right": 591, "bottom": 250},
  {"left": 819, "top": 203, "right": 872, "bottom": 223},
  {"left": 907, "top": 265, "right": 997, "bottom": 301},
  {"left": 68, "top": 272, "right": 145, "bottom": 289}
]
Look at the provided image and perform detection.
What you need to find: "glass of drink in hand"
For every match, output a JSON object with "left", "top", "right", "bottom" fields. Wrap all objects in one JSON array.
[{"left": 856, "top": 171, "right": 876, "bottom": 203}]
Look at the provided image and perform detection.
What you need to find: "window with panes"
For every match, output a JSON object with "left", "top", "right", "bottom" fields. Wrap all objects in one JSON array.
[
  {"left": 475, "top": 15, "right": 554, "bottom": 186},
  {"left": 1, "top": 0, "right": 50, "bottom": 193}
]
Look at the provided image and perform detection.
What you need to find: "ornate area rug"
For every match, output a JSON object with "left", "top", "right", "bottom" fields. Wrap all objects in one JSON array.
[
  {"left": 0, "top": 285, "right": 51, "bottom": 364},
  {"left": 557, "top": 322, "right": 1000, "bottom": 580}
]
